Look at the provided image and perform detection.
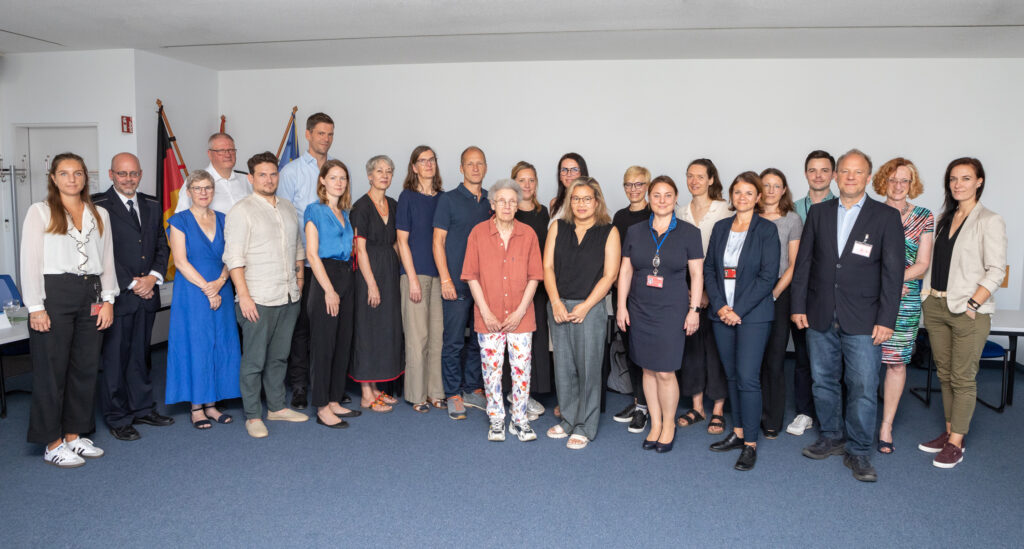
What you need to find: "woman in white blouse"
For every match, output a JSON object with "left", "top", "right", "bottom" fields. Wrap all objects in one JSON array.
[{"left": 21, "top": 152, "right": 118, "bottom": 469}]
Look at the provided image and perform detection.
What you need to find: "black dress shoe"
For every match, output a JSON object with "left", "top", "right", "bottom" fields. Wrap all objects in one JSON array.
[
  {"left": 734, "top": 445, "right": 757, "bottom": 471},
  {"left": 316, "top": 416, "right": 349, "bottom": 429},
  {"left": 340, "top": 394, "right": 352, "bottom": 404},
  {"left": 763, "top": 428, "right": 779, "bottom": 439},
  {"left": 291, "top": 387, "right": 308, "bottom": 410},
  {"left": 110, "top": 424, "right": 141, "bottom": 441},
  {"left": 134, "top": 411, "right": 174, "bottom": 427},
  {"left": 710, "top": 432, "right": 745, "bottom": 452},
  {"left": 642, "top": 438, "right": 658, "bottom": 450},
  {"left": 843, "top": 454, "right": 878, "bottom": 482},
  {"left": 335, "top": 409, "right": 362, "bottom": 418}
]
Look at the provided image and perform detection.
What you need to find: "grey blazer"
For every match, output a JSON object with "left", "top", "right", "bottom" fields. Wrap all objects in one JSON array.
[{"left": 922, "top": 202, "right": 1006, "bottom": 314}]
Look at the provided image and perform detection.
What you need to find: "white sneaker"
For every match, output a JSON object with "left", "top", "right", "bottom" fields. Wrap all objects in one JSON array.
[
  {"left": 786, "top": 414, "right": 814, "bottom": 436},
  {"left": 44, "top": 443, "right": 86, "bottom": 468},
  {"left": 66, "top": 437, "right": 104, "bottom": 458},
  {"left": 487, "top": 419, "right": 506, "bottom": 441},
  {"left": 509, "top": 421, "right": 537, "bottom": 442}
]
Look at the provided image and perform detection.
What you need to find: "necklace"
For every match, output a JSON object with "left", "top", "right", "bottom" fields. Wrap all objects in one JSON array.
[{"left": 373, "top": 198, "right": 388, "bottom": 218}]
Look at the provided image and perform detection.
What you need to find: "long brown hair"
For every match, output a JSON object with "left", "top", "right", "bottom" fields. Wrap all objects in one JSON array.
[
  {"left": 45, "top": 152, "right": 104, "bottom": 236},
  {"left": 402, "top": 145, "right": 443, "bottom": 193},
  {"left": 511, "top": 160, "right": 542, "bottom": 212},
  {"left": 759, "top": 167, "right": 795, "bottom": 215},
  {"left": 317, "top": 159, "right": 352, "bottom": 210}
]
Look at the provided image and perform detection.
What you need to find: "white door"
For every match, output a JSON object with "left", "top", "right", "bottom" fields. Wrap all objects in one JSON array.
[{"left": 1, "top": 126, "right": 99, "bottom": 287}]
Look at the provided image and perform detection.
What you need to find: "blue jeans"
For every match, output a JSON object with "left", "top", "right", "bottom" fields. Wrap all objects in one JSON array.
[
  {"left": 441, "top": 288, "right": 482, "bottom": 398},
  {"left": 806, "top": 323, "right": 881, "bottom": 456},
  {"left": 711, "top": 321, "right": 772, "bottom": 443}
]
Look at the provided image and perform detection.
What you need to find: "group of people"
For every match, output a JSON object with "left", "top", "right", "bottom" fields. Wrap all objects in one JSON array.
[{"left": 19, "top": 112, "right": 1007, "bottom": 482}]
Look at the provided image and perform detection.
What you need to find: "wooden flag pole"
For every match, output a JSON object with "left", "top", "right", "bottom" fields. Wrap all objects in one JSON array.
[
  {"left": 156, "top": 99, "right": 190, "bottom": 177},
  {"left": 276, "top": 106, "right": 299, "bottom": 159}
]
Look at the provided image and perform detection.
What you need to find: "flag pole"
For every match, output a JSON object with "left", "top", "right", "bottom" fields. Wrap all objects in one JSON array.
[
  {"left": 276, "top": 106, "right": 298, "bottom": 159},
  {"left": 156, "top": 99, "right": 190, "bottom": 177}
]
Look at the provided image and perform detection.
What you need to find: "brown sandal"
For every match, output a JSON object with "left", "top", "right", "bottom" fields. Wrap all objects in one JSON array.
[
  {"left": 428, "top": 397, "right": 446, "bottom": 409},
  {"left": 412, "top": 402, "right": 430, "bottom": 413}
]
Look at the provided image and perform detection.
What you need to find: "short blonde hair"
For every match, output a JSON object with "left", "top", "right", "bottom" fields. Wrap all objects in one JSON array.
[{"left": 623, "top": 165, "right": 651, "bottom": 183}]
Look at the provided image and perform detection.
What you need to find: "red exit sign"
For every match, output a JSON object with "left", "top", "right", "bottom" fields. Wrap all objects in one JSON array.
[{"left": 121, "top": 116, "right": 133, "bottom": 134}]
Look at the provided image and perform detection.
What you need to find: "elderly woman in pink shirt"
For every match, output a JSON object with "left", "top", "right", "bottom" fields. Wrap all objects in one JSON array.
[{"left": 461, "top": 178, "right": 544, "bottom": 443}]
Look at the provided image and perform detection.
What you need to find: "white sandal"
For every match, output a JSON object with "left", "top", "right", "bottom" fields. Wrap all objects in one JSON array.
[
  {"left": 546, "top": 424, "right": 568, "bottom": 439},
  {"left": 567, "top": 434, "right": 589, "bottom": 450}
]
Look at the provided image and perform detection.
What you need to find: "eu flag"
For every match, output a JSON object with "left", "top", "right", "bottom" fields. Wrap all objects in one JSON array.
[{"left": 279, "top": 113, "right": 299, "bottom": 170}]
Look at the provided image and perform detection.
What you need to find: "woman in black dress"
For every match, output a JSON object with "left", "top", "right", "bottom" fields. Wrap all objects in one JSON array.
[
  {"left": 351, "top": 155, "right": 404, "bottom": 412},
  {"left": 513, "top": 161, "right": 552, "bottom": 401},
  {"left": 616, "top": 176, "right": 703, "bottom": 453}
]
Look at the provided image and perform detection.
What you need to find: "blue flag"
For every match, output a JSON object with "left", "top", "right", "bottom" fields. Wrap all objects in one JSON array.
[{"left": 278, "top": 114, "right": 299, "bottom": 170}]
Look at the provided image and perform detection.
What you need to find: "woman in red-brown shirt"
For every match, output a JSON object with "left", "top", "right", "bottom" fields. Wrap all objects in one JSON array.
[{"left": 461, "top": 179, "right": 544, "bottom": 443}]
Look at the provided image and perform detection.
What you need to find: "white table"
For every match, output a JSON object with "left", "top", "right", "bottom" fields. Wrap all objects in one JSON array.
[
  {"left": 0, "top": 309, "right": 29, "bottom": 418},
  {"left": 989, "top": 309, "right": 1024, "bottom": 406}
]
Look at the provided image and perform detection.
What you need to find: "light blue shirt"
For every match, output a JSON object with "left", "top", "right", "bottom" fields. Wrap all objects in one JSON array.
[
  {"left": 277, "top": 152, "right": 334, "bottom": 247},
  {"left": 837, "top": 193, "right": 867, "bottom": 254}
]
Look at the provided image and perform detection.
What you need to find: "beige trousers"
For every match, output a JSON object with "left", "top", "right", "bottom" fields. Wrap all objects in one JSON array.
[{"left": 401, "top": 274, "right": 445, "bottom": 404}]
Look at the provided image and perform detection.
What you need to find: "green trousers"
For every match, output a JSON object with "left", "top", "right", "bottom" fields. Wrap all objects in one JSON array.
[{"left": 922, "top": 297, "right": 990, "bottom": 435}]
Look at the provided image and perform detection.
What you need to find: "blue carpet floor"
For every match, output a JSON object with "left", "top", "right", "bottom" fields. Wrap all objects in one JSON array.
[{"left": 1, "top": 350, "right": 1022, "bottom": 548}]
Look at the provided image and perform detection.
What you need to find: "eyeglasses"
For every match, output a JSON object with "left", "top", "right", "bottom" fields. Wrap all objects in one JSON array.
[
  {"left": 190, "top": 185, "right": 214, "bottom": 194},
  {"left": 623, "top": 182, "right": 647, "bottom": 190},
  {"left": 416, "top": 157, "right": 437, "bottom": 165},
  {"left": 560, "top": 167, "right": 581, "bottom": 175},
  {"left": 113, "top": 171, "right": 141, "bottom": 178},
  {"left": 493, "top": 199, "right": 517, "bottom": 208},
  {"left": 887, "top": 178, "right": 911, "bottom": 186},
  {"left": 209, "top": 148, "right": 237, "bottom": 155},
  {"left": 570, "top": 196, "right": 594, "bottom": 204}
]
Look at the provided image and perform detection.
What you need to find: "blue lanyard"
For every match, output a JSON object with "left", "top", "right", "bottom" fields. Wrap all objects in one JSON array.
[{"left": 649, "top": 213, "right": 677, "bottom": 256}]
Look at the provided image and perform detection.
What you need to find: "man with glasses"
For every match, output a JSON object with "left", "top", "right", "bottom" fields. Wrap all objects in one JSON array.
[
  {"left": 276, "top": 112, "right": 336, "bottom": 410},
  {"left": 93, "top": 153, "right": 174, "bottom": 441},
  {"left": 176, "top": 132, "right": 251, "bottom": 214},
  {"left": 433, "top": 146, "right": 493, "bottom": 419}
]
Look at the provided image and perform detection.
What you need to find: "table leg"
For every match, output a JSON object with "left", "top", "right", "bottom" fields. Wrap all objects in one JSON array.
[{"left": 1008, "top": 336, "right": 1017, "bottom": 406}]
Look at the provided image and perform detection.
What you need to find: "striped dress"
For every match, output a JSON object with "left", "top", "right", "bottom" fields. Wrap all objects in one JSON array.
[{"left": 882, "top": 206, "right": 934, "bottom": 365}]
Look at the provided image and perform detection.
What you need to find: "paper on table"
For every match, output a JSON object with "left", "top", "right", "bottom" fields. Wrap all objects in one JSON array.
[{"left": 0, "top": 313, "right": 11, "bottom": 330}]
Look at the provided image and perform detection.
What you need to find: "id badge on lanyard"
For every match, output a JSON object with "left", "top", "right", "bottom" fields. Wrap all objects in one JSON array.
[
  {"left": 647, "top": 214, "right": 676, "bottom": 288},
  {"left": 89, "top": 277, "right": 103, "bottom": 316}
]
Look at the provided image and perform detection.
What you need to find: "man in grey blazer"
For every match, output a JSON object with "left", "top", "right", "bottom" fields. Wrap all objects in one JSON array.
[{"left": 790, "top": 149, "right": 905, "bottom": 482}]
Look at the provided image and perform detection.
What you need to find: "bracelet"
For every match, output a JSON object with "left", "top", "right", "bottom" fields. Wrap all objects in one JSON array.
[{"left": 967, "top": 298, "right": 981, "bottom": 309}]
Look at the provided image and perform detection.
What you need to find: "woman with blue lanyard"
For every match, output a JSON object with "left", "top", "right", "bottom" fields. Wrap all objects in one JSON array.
[{"left": 616, "top": 175, "right": 704, "bottom": 453}]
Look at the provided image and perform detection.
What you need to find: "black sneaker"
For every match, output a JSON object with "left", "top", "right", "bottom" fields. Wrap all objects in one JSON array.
[
  {"left": 613, "top": 402, "right": 636, "bottom": 423},
  {"left": 802, "top": 437, "right": 846, "bottom": 460},
  {"left": 843, "top": 454, "right": 878, "bottom": 482},
  {"left": 627, "top": 408, "right": 649, "bottom": 433}
]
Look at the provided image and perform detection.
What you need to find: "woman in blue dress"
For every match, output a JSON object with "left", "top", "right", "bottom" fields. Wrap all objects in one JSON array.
[{"left": 164, "top": 170, "right": 241, "bottom": 429}]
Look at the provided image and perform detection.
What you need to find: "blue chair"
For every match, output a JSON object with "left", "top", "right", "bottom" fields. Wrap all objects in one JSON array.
[
  {"left": 0, "top": 274, "right": 29, "bottom": 419},
  {"left": 977, "top": 340, "right": 1010, "bottom": 413}
]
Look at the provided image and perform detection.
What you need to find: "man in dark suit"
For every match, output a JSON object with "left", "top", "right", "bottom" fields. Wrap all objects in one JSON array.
[
  {"left": 790, "top": 149, "right": 904, "bottom": 483},
  {"left": 93, "top": 153, "right": 174, "bottom": 441}
]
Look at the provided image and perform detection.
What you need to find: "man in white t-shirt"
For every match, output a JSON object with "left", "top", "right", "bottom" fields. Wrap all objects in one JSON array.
[{"left": 175, "top": 132, "right": 251, "bottom": 215}]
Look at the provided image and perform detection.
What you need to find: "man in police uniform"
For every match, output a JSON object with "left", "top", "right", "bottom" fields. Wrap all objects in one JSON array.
[{"left": 93, "top": 152, "right": 173, "bottom": 441}]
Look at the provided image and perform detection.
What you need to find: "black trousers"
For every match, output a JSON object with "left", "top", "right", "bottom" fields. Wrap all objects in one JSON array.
[
  {"left": 98, "top": 305, "right": 156, "bottom": 428},
  {"left": 611, "top": 288, "right": 645, "bottom": 406},
  {"left": 27, "top": 274, "right": 104, "bottom": 444},
  {"left": 308, "top": 260, "right": 354, "bottom": 407},
  {"left": 679, "top": 312, "right": 727, "bottom": 401},
  {"left": 286, "top": 266, "right": 313, "bottom": 390},
  {"left": 761, "top": 288, "right": 791, "bottom": 432},
  {"left": 791, "top": 318, "right": 816, "bottom": 419}
]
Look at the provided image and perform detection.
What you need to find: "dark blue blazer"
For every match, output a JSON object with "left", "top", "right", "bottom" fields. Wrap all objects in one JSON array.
[
  {"left": 704, "top": 214, "right": 780, "bottom": 324},
  {"left": 92, "top": 187, "right": 170, "bottom": 316},
  {"left": 790, "top": 196, "right": 904, "bottom": 335}
]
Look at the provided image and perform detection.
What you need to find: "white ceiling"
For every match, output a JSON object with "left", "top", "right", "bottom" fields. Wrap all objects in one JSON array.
[{"left": 3, "top": 0, "right": 1024, "bottom": 70}]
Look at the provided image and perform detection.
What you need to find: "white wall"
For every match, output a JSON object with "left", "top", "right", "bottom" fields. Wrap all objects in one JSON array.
[
  {"left": 133, "top": 50, "right": 219, "bottom": 196},
  {"left": 219, "top": 58, "right": 1024, "bottom": 309}
]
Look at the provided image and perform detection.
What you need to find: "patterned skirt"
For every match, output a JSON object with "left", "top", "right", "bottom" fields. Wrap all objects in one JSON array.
[{"left": 881, "top": 281, "right": 922, "bottom": 365}]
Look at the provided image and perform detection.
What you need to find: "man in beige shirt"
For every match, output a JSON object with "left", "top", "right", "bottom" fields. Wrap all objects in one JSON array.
[{"left": 224, "top": 152, "right": 309, "bottom": 438}]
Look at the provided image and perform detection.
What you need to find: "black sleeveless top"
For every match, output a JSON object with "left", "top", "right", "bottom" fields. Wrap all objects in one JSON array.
[
  {"left": 930, "top": 220, "right": 962, "bottom": 292},
  {"left": 552, "top": 219, "right": 613, "bottom": 299}
]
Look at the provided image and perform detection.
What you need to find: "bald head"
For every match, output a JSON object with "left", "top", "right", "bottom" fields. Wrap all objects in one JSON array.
[{"left": 109, "top": 152, "right": 142, "bottom": 197}]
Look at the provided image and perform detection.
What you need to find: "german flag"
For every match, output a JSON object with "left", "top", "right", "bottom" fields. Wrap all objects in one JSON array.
[{"left": 156, "top": 106, "right": 185, "bottom": 278}]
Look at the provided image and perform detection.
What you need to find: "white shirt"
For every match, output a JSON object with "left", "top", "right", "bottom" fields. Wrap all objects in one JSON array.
[
  {"left": 223, "top": 194, "right": 305, "bottom": 306},
  {"left": 175, "top": 163, "right": 252, "bottom": 215},
  {"left": 723, "top": 230, "right": 748, "bottom": 308},
  {"left": 19, "top": 202, "right": 120, "bottom": 312},
  {"left": 112, "top": 189, "right": 165, "bottom": 287},
  {"left": 677, "top": 199, "right": 731, "bottom": 254}
]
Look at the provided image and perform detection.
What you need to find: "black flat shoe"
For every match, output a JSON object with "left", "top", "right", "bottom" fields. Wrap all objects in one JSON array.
[
  {"left": 316, "top": 416, "right": 349, "bottom": 429},
  {"left": 763, "top": 428, "right": 779, "bottom": 439},
  {"left": 642, "top": 438, "right": 658, "bottom": 450},
  {"left": 710, "top": 432, "right": 745, "bottom": 452},
  {"left": 735, "top": 445, "right": 757, "bottom": 471},
  {"left": 335, "top": 409, "right": 362, "bottom": 418},
  {"left": 655, "top": 440, "right": 674, "bottom": 453},
  {"left": 110, "top": 424, "right": 141, "bottom": 441},
  {"left": 291, "top": 387, "right": 308, "bottom": 410},
  {"left": 340, "top": 394, "right": 352, "bottom": 404}
]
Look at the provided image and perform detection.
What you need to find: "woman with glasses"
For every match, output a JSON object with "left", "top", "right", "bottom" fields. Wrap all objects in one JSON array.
[
  {"left": 676, "top": 159, "right": 731, "bottom": 436},
  {"left": 543, "top": 177, "right": 620, "bottom": 449},
  {"left": 165, "top": 170, "right": 241, "bottom": 430},
  {"left": 872, "top": 158, "right": 933, "bottom": 454},
  {"left": 549, "top": 152, "right": 589, "bottom": 225},
  {"left": 397, "top": 146, "right": 446, "bottom": 412}
]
